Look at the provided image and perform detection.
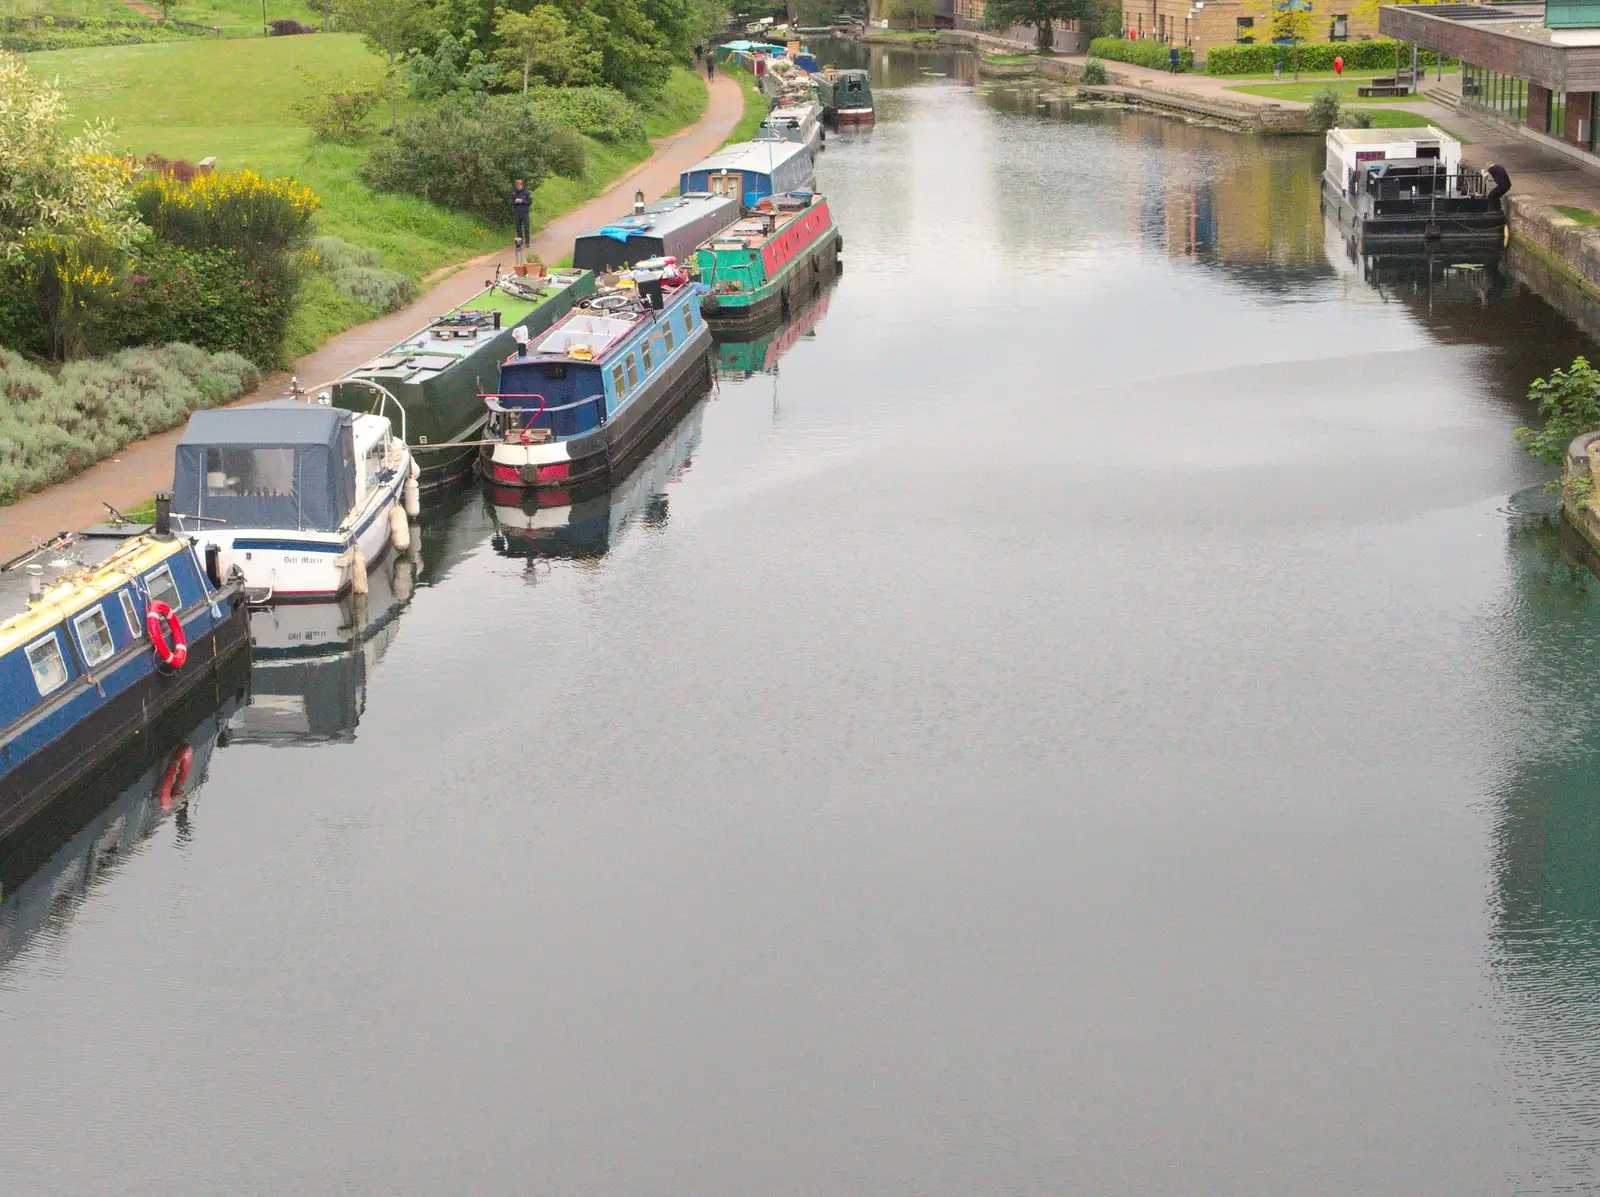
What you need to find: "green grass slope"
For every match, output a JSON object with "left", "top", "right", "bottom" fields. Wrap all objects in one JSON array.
[{"left": 31, "top": 35, "right": 709, "bottom": 358}]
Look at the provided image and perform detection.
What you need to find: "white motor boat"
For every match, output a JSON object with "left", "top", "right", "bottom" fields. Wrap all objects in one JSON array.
[{"left": 171, "top": 399, "right": 418, "bottom": 604}]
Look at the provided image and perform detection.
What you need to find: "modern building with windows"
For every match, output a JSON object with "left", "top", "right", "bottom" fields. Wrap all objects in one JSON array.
[{"left": 1382, "top": 2, "right": 1600, "bottom": 160}]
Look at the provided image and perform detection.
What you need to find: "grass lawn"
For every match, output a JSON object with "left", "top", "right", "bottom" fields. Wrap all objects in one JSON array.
[
  {"left": 1556, "top": 204, "right": 1600, "bottom": 226},
  {"left": 32, "top": 35, "right": 710, "bottom": 359},
  {"left": 1339, "top": 107, "right": 1441, "bottom": 128},
  {"left": 723, "top": 63, "right": 767, "bottom": 145},
  {"left": 1231, "top": 76, "right": 1426, "bottom": 102}
]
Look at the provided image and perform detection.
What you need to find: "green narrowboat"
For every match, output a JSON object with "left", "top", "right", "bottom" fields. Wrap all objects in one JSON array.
[
  {"left": 697, "top": 193, "right": 841, "bottom": 333},
  {"left": 812, "top": 68, "right": 874, "bottom": 126},
  {"left": 331, "top": 269, "right": 595, "bottom": 489}
]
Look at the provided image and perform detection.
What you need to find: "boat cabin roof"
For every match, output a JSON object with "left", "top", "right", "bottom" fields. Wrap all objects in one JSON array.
[
  {"left": 686, "top": 139, "right": 812, "bottom": 177},
  {"left": 705, "top": 195, "right": 819, "bottom": 250},
  {"left": 178, "top": 400, "right": 352, "bottom": 447},
  {"left": 579, "top": 193, "right": 740, "bottom": 244},
  {"left": 0, "top": 533, "right": 183, "bottom": 649}
]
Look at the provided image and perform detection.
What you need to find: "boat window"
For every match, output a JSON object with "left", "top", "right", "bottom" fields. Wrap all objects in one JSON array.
[
  {"left": 641, "top": 339, "right": 655, "bottom": 372},
  {"left": 26, "top": 633, "right": 69, "bottom": 696},
  {"left": 625, "top": 354, "right": 639, "bottom": 390},
  {"left": 204, "top": 447, "right": 294, "bottom": 499},
  {"left": 145, "top": 563, "right": 182, "bottom": 612},
  {"left": 612, "top": 364, "right": 626, "bottom": 395},
  {"left": 74, "top": 605, "right": 115, "bottom": 667},
  {"left": 662, "top": 320, "right": 675, "bottom": 352},
  {"left": 120, "top": 589, "right": 143, "bottom": 638}
]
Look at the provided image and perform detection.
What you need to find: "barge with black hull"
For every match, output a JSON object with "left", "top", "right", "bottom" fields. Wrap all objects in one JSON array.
[
  {"left": 0, "top": 519, "right": 249, "bottom": 841},
  {"left": 330, "top": 269, "right": 595, "bottom": 488},
  {"left": 479, "top": 264, "right": 713, "bottom": 490},
  {"left": 1321, "top": 126, "right": 1505, "bottom": 249},
  {"left": 698, "top": 192, "right": 841, "bottom": 332}
]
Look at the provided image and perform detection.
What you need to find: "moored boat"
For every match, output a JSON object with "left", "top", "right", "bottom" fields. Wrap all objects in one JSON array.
[
  {"left": 679, "top": 140, "right": 816, "bottom": 207},
  {"left": 573, "top": 193, "right": 741, "bottom": 274},
  {"left": 330, "top": 270, "right": 595, "bottom": 488},
  {"left": 479, "top": 262, "right": 712, "bottom": 490},
  {"left": 813, "top": 67, "right": 874, "bottom": 126},
  {"left": 0, "top": 518, "right": 249, "bottom": 839},
  {"left": 489, "top": 399, "right": 706, "bottom": 560},
  {"left": 1320, "top": 126, "right": 1504, "bottom": 248},
  {"left": 758, "top": 98, "right": 825, "bottom": 158},
  {"left": 698, "top": 192, "right": 841, "bottom": 332},
  {"left": 172, "top": 399, "right": 416, "bottom": 604}
]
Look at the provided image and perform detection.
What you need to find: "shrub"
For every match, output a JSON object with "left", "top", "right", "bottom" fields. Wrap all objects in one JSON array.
[
  {"left": 132, "top": 167, "right": 318, "bottom": 261},
  {"left": 329, "top": 265, "right": 412, "bottom": 312},
  {"left": 144, "top": 153, "right": 211, "bottom": 183},
  {"left": 107, "top": 244, "right": 297, "bottom": 366},
  {"left": 1338, "top": 109, "right": 1375, "bottom": 128},
  {"left": 1087, "top": 37, "right": 1192, "bottom": 73},
  {"left": 524, "top": 85, "right": 644, "bottom": 143},
  {"left": 1517, "top": 356, "right": 1600, "bottom": 467},
  {"left": 1080, "top": 57, "right": 1109, "bottom": 85},
  {"left": 311, "top": 234, "right": 382, "bottom": 272},
  {"left": 291, "top": 73, "right": 384, "bottom": 143},
  {"left": 1308, "top": 85, "right": 1341, "bottom": 131},
  {"left": 1203, "top": 40, "right": 1442, "bottom": 76},
  {"left": 0, "top": 17, "right": 193, "bottom": 52},
  {"left": 268, "top": 18, "right": 311, "bottom": 35},
  {"left": 361, "top": 95, "right": 585, "bottom": 220},
  {"left": 0, "top": 343, "right": 258, "bottom": 504}
]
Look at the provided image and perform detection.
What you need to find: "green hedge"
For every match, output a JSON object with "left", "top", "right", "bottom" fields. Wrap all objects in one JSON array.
[
  {"left": 1204, "top": 39, "right": 1442, "bottom": 75},
  {"left": 108, "top": 245, "right": 297, "bottom": 368},
  {"left": 1088, "top": 37, "right": 1194, "bottom": 73},
  {"left": 0, "top": 17, "right": 195, "bottom": 52}
]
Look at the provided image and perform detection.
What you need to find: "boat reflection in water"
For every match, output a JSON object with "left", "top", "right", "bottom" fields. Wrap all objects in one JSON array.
[
  {"left": 0, "top": 651, "right": 249, "bottom": 972},
  {"left": 489, "top": 399, "right": 705, "bottom": 560},
  {"left": 226, "top": 483, "right": 497, "bottom": 744},
  {"left": 713, "top": 277, "right": 836, "bottom": 379}
]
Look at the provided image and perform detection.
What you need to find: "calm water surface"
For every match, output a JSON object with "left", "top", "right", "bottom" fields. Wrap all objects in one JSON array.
[{"left": 8, "top": 46, "right": 1600, "bottom": 1194}]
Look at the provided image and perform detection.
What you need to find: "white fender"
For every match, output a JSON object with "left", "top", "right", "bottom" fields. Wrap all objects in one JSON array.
[
  {"left": 389, "top": 503, "right": 411, "bottom": 553},
  {"left": 404, "top": 458, "right": 421, "bottom": 518},
  {"left": 350, "top": 545, "right": 369, "bottom": 596}
]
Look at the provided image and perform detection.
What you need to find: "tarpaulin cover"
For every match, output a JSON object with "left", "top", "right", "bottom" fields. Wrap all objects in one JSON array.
[{"left": 172, "top": 401, "right": 356, "bottom": 533}]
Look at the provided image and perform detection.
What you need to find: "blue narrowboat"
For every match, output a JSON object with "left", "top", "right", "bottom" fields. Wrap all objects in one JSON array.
[
  {"left": 678, "top": 140, "right": 816, "bottom": 209},
  {"left": 0, "top": 514, "right": 249, "bottom": 839},
  {"left": 480, "top": 262, "right": 713, "bottom": 489}
]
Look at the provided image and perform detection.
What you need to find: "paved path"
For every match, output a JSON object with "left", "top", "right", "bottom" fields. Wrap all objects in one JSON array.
[{"left": 0, "top": 71, "right": 744, "bottom": 559}]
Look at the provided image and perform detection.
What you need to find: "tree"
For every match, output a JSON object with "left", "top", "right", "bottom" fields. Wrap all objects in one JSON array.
[
  {"left": 1517, "top": 357, "right": 1600, "bottom": 467},
  {"left": 982, "top": 0, "right": 1086, "bottom": 54},
  {"left": 494, "top": 5, "right": 598, "bottom": 92},
  {"left": 336, "top": 0, "right": 431, "bottom": 127},
  {"left": 538, "top": 0, "right": 676, "bottom": 98},
  {"left": 885, "top": 0, "right": 933, "bottom": 27}
]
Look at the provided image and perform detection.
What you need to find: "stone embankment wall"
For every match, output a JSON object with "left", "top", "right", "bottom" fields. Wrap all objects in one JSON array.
[{"left": 1508, "top": 196, "right": 1600, "bottom": 300}]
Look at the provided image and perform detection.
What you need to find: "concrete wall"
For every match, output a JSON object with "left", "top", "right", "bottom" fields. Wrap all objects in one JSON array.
[{"left": 1509, "top": 194, "right": 1600, "bottom": 296}]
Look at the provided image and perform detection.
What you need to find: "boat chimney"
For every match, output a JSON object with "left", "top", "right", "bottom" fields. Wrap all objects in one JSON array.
[
  {"left": 26, "top": 564, "right": 42, "bottom": 604},
  {"left": 154, "top": 491, "right": 173, "bottom": 539},
  {"left": 634, "top": 188, "right": 646, "bottom": 215}
]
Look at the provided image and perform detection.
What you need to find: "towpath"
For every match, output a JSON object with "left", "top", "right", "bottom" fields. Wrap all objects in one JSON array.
[{"left": 0, "top": 71, "right": 744, "bottom": 560}]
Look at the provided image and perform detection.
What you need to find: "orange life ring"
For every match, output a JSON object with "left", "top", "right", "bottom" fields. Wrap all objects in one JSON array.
[
  {"left": 146, "top": 600, "right": 188, "bottom": 670},
  {"left": 159, "top": 743, "right": 193, "bottom": 811}
]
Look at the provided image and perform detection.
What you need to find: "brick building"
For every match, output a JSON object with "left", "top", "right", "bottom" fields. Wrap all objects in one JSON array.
[{"left": 1118, "top": 0, "right": 1379, "bottom": 61}]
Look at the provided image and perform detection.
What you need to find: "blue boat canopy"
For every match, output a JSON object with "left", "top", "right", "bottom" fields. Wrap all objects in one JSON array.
[{"left": 173, "top": 401, "right": 357, "bottom": 533}]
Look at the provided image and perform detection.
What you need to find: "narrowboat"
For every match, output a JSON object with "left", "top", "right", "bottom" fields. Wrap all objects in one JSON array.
[
  {"left": 330, "top": 269, "right": 595, "bottom": 487},
  {"left": 758, "top": 99, "right": 825, "bottom": 158},
  {"left": 479, "top": 262, "right": 713, "bottom": 490},
  {"left": 0, "top": 653, "right": 248, "bottom": 968},
  {"left": 172, "top": 399, "right": 416, "bottom": 605},
  {"left": 698, "top": 192, "right": 842, "bottom": 332},
  {"left": 1321, "top": 126, "right": 1504, "bottom": 248},
  {"left": 762, "top": 55, "right": 819, "bottom": 103},
  {"left": 813, "top": 68, "right": 874, "bottom": 126},
  {"left": 489, "top": 399, "right": 706, "bottom": 560},
  {"left": 679, "top": 140, "right": 816, "bottom": 207},
  {"left": 573, "top": 193, "right": 741, "bottom": 274},
  {"left": 0, "top": 517, "right": 249, "bottom": 840}
]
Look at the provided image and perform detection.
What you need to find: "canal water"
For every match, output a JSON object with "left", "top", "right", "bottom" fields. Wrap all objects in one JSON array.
[{"left": 8, "top": 45, "right": 1600, "bottom": 1194}]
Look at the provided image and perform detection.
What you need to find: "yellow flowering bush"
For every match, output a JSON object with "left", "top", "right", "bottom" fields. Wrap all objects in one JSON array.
[{"left": 133, "top": 167, "right": 318, "bottom": 259}]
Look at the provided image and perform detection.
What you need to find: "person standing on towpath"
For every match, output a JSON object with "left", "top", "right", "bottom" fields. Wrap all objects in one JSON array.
[
  {"left": 707, "top": 53, "right": 715, "bottom": 81},
  {"left": 511, "top": 178, "right": 532, "bottom": 246},
  {"left": 1169, "top": 45, "right": 1180, "bottom": 72}
]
